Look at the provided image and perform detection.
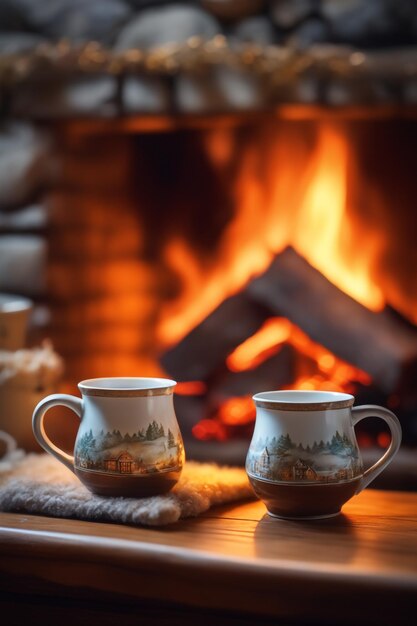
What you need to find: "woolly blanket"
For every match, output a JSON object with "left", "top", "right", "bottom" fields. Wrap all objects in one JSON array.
[{"left": 0, "top": 445, "right": 255, "bottom": 526}]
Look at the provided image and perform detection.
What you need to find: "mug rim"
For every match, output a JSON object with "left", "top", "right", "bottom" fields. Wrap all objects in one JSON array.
[
  {"left": 0, "top": 292, "right": 33, "bottom": 313},
  {"left": 78, "top": 377, "right": 177, "bottom": 398},
  {"left": 253, "top": 390, "right": 354, "bottom": 411}
]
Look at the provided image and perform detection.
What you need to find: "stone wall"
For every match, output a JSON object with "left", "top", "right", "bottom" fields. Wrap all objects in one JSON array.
[{"left": 0, "top": 0, "right": 416, "bottom": 119}]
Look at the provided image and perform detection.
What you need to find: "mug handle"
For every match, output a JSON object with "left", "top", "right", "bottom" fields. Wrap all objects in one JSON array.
[
  {"left": 0, "top": 430, "right": 17, "bottom": 456},
  {"left": 32, "top": 394, "right": 83, "bottom": 473},
  {"left": 352, "top": 404, "right": 402, "bottom": 493}
]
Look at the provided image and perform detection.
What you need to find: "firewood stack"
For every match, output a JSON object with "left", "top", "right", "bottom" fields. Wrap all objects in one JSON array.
[{"left": 160, "top": 247, "right": 417, "bottom": 445}]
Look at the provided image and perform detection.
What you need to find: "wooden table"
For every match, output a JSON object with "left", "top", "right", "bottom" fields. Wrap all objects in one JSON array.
[{"left": 0, "top": 489, "right": 416, "bottom": 626}]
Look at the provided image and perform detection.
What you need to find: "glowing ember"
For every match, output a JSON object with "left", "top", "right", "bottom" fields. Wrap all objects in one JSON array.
[
  {"left": 176, "top": 381, "right": 207, "bottom": 395},
  {"left": 227, "top": 318, "right": 292, "bottom": 372},
  {"left": 217, "top": 396, "right": 255, "bottom": 426},
  {"left": 192, "top": 419, "right": 227, "bottom": 441},
  {"left": 227, "top": 316, "right": 370, "bottom": 390},
  {"left": 192, "top": 316, "right": 371, "bottom": 440}
]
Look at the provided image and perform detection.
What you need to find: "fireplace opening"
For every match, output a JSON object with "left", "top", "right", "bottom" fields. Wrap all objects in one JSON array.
[{"left": 39, "top": 112, "right": 417, "bottom": 463}]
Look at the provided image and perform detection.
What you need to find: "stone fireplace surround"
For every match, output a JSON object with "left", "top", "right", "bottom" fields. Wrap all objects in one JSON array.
[
  {"left": 1, "top": 1, "right": 417, "bottom": 489},
  {"left": 1, "top": 0, "right": 417, "bottom": 117}
]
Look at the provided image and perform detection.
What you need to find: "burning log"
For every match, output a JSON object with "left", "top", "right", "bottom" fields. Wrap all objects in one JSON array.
[
  {"left": 160, "top": 292, "right": 270, "bottom": 381},
  {"left": 161, "top": 246, "right": 417, "bottom": 397},
  {"left": 170, "top": 346, "right": 294, "bottom": 440},
  {"left": 247, "top": 247, "right": 417, "bottom": 395},
  {"left": 207, "top": 344, "right": 295, "bottom": 405}
]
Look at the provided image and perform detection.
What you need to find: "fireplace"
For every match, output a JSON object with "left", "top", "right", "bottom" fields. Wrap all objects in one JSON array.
[
  {"left": 35, "top": 112, "right": 417, "bottom": 463},
  {"left": 1, "top": 1, "right": 417, "bottom": 473}
]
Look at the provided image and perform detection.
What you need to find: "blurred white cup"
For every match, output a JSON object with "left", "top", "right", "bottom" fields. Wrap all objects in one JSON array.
[{"left": 0, "top": 293, "right": 33, "bottom": 350}]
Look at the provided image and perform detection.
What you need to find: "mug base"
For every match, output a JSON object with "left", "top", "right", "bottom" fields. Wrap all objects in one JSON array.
[
  {"left": 75, "top": 467, "right": 182, "bottom": 498},
  {"left": 267, "top": 510, "right": 341, "bottom": 521},
  {"left": 248, "top": 474, "right": 361, "bottom": 520}
]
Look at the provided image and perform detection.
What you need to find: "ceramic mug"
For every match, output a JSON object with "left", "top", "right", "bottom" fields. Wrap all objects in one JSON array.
[
  {"left": 0, "top": 383, "right": 57, "bottom": 452},
  {"left": 246, "top": 390, "right": 402, "bottom": 519},
  {"left": 0, "top": 293, "right": 33, "bottom": 351},
  {"left": 32, "top": 377, "right": 185, "bottom": 497}
]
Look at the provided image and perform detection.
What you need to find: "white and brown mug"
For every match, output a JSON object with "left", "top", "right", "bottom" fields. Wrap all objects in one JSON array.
[
  {"left": 32, "top": 377, "right": 185, "bottom": 497},
  {"left": 0, "top": 293, "right": 33, "bottom": 351},
  {"left": 246, "top": 390, "right": 402, "bottom": 519}
]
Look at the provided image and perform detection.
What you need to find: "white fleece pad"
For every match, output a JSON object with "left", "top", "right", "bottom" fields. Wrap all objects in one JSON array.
[{"left": 0, "top": 450, "right": 255, "bottom": 526}]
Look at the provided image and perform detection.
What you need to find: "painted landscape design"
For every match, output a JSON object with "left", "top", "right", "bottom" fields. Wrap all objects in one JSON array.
[
  {"left": 246, "top": 431, "right": 362, "bottom": 484},
  {"left": 74, "top": 420, "right": 184, "bottom": 475}
]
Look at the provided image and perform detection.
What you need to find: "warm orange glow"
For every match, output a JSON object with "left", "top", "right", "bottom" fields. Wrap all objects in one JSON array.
[
  {"left": 227, "top": 315, "right": 370, "bottom": 394},
  {"left": 191, "top": 314, "right": 371, "bottom": 438},
  {"left": 157, "top": 123, "right": 390, "bottom": 442},
  {"left": 293, "top": 126, "right": 383, "bottom": 309},
  {"left": 318, "top": 354, "right": 336, "bottom": 371},
  {"left": 377, "top": 432, "right": 391, "bottom": 449},
  {"left": 158, "top": 123, "right": 386, "bottom": 350},
  {"left": 227, "top": 318, "right": 291, "bottom": 372},
  {"left": 286, "top": 319, "right": 371, "bottom": 393},
  {"left": 217, "top": 396, "right": 256, "bottom": 426},
  {"left": 356, "top": 432, "right": 374, "bottom": 448},
  {"left": 192, "top": 419, "right": 227, "bottom": 441},
  {"left": 175, "top": 381, "right": 207, "bottom": 395},
  {"left": 189, "top": 314, "right": 372, "bottom": 439}
]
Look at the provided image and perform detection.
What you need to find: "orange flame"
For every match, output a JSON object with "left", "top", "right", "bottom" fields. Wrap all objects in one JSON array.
[
  {"left": 192, "top": 316, "right": 371, "bottom": 439},
  {"left": 292, "top": 126, "right": 383, "bottom": 309},
  {"left": 227, "top": 318, "right": 292, "bottom": 372},
  {"left": 158, "top": 123, "right": 386, "bottom": 350},
  {"left": 175, "top": 381, "right": 207, "bottom": 395},
  {"left": 158, "top": 122, "right": 393, "bottom": 441},
  {"left": 217, "top": 396, "right": 255, "bottom": 426},
  {"left": 227, "top": 315, "right": 371, "bottom": 391}
]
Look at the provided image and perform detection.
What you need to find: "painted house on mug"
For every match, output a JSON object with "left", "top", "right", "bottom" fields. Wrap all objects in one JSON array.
[
  {"left": 252, "top": 446, "right": 272, "bottom": 475},
  {"left": 103, "top": 451, "right": 145, "bottom": 474},
  {"left": 292, "top": 459, "right": 317, "bottom": 481},
  {"left": 251, "top": 447, "right": 318, "bottom": 482},
  {"left": 335, "top": 459, "right": 358, "bottom": 481},
  {"left": 275, "top": 458, "right": 318, "bottom": 481}
]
